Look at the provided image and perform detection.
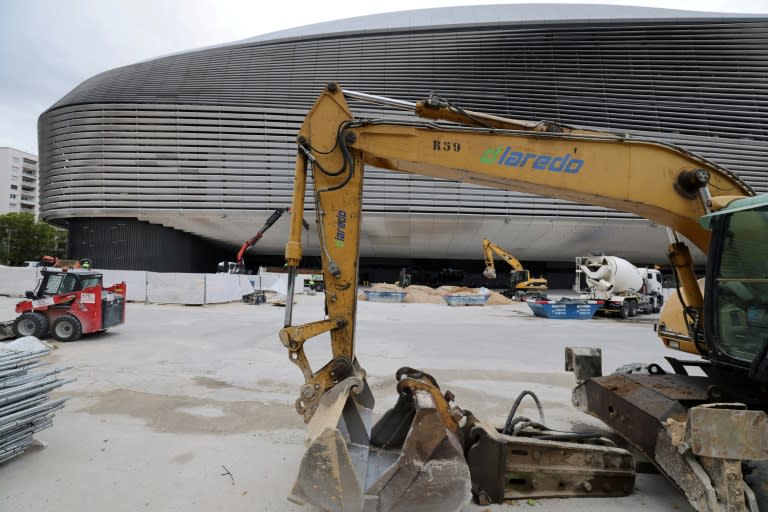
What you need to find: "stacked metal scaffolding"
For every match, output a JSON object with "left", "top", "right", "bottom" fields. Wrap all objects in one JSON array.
[{"left": 0, "top": 347, "right": 71, "bottom": 464}]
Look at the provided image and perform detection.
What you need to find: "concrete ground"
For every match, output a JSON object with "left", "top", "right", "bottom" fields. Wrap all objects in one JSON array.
[{"left": 0, "top": 293, "right": 694, "bottom": 512}]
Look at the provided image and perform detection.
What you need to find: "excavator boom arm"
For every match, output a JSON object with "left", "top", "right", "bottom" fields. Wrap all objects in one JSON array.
[
  {"left": 280, "top": 84, "right": 757, "bottom": 512},
  {"left": 483, "top": 238, "right": 525, "bottom": 274},
  {"left": 353, "top": 125, "right": 749, "bottom": 252},
  {"left": 284, "top": 81, "right": 753, "bottom": 416},
  {"left": 235, "top": 207, "right": 290, "bottom": 264}
]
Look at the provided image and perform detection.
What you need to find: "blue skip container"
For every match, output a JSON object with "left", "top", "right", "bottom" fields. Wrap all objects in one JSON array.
[
  {"left": 526, "top": 298, "right": 603, "bottom": 319},
  {"left": 364, "top": 290, "right": 408, "bottom": 303},
  {"left": 444, "top": 294, "right": 490, "bottom": 307}
]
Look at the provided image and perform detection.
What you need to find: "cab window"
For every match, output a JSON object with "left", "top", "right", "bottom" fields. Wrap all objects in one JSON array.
[
  {"left": 714, "top": 206, "right": 768, "bottom": 362},
  {"left": 80, "top": 275, "right": 102, "bottom": 289},
  {"left": 42, "top": 273, "right": 78, "bottom": 296}
]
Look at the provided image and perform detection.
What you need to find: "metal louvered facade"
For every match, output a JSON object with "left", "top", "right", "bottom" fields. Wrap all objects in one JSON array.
[{"left": 38, "top": 5, "right": 768, "bottom": 271}]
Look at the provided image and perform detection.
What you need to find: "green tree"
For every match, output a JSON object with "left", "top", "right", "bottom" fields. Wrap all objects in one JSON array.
[{"left": 0, "top": 213, "right": 67, "bottom": 266}]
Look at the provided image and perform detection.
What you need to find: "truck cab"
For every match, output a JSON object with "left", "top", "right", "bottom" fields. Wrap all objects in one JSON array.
[{"left": 576, "top": 255, "right": 663, "bottom": 317}]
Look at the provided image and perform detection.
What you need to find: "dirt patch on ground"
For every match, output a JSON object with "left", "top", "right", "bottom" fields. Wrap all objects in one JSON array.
[
  {"left": 75, "top": 389, "right": 301, "bottom": 434},
  {"left": 192, "top": 376, "right": 235, "bottom": 389},
  {"left": 170, "top": 452, "right": 196, "bottom": 464}
]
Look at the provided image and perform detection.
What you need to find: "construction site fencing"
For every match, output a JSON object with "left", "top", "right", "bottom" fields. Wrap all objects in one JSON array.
[{"left": 0, "top": 267, "right": 303, "bottom": 305}]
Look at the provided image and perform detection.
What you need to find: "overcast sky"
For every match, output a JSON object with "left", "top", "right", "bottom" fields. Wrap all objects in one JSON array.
[{"left": 1, "top": 0, "right": 767, "bottom": 155}]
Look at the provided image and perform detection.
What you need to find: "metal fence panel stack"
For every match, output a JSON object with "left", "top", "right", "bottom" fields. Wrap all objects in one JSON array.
[{"left": 0, "top": 346, "right": 71, "bottom": 464}]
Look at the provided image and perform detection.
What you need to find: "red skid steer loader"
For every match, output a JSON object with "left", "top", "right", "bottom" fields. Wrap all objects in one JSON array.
[{"left": 0, "top": 268, "right": 126, "bottom": 342}]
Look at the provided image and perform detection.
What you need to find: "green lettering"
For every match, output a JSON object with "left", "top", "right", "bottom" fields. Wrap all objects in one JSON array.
[{"left": 480, "top": 145, "right": 504, "bottom": 164}]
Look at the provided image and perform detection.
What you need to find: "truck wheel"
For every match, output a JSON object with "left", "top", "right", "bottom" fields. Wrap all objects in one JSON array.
[
  {"left": 652, "top": 296, "right": 662, "bottom": 314},
  {"left": 13, "top": 312, "right": 49, "bottom": 338},
  {"left": 52, "top": 315, "right": 82, "bottom": 342},
  {"left": 619, "top": 301, "right": 630, "bottom": 319},
  {"left": 628, "top": 300, "right": 638, "bottom": 317},
  {"left": 315, "top": 282, "right": 324, "bottom": 293}
]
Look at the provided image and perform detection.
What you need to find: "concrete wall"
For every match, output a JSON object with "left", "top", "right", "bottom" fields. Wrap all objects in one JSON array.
[{"left": 0, "top": 267, "right": 305, "bottom": 304}]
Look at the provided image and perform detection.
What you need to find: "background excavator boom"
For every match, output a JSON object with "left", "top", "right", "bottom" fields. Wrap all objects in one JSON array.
[
  {"left": 482, "top": 238, "right": 548, "bottom": 298},
  {"left": 482, "top": 238, "right": 524, "bottom": 276}
]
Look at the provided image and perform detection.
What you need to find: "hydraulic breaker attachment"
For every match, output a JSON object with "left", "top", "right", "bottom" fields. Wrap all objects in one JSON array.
[
  {"left": 567, "top": 348, "right": 768, "bottom": 512},
  {"left": 464, "top": 413, "right": 635, "bottom": 504},
  {"left": 288, "top": 368, "right": 471, "bottom": 512}
]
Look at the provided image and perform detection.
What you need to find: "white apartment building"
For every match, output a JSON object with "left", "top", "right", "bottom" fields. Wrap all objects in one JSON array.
[{"left": 0, "top": 147, "right": 38, "bottom": 217}]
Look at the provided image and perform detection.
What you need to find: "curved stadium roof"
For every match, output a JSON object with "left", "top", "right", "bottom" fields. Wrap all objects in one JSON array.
[{"left": 38, "top": 4, "right": 768, "bottom": 267}]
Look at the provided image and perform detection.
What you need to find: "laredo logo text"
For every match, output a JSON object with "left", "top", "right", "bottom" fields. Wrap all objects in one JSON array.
[
  {"left": 480, "top": 145, "right": 584, "bottom": 174},
  {"left": 335, "top": 210, "right": 347, "bottom": 247}
]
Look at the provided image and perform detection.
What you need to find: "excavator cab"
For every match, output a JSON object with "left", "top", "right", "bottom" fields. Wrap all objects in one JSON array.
[
  {"left": 510, "top": 269, "right": 532, "bottom": 288},
  {"left": 703, "top": 198, "right": 768, "bottom": 377}
]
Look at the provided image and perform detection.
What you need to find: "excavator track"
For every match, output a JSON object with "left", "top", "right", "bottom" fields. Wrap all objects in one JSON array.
[{"left": 568, "top": 352, "right": 768, "bottom": 512}]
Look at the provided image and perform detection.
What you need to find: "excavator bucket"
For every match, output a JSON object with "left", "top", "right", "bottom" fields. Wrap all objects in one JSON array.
[{"left": 289, "top": 369, "right": 471, "bottom": 512}]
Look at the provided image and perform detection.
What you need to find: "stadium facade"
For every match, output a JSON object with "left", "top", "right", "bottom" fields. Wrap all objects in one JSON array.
[{"left": 38, "top": 4, "right": 768, "bottom": 281}]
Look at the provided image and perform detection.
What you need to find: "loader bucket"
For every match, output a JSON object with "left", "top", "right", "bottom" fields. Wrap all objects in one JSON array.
[{"left": 289, "top": 370, "right": 471, "bottom": 512}]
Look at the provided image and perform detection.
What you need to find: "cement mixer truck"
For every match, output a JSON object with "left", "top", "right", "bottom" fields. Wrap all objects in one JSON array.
[{"left": 575, "top": 255, "right": 663, "bottom": 318}]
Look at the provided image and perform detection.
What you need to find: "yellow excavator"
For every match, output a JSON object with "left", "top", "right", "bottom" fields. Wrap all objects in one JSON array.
[
  {"left": 482, "top": 238, "right": 547, "bottom": 299},
  {"left": 278, "top": 83, "right": 767, "bottom": 512}
]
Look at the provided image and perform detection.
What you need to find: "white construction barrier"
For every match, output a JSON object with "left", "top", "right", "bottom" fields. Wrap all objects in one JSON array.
[
  {"left": 0, "top": 267, "right": 40, "bottom": 297},
  {"left": 0, "top": 267, "right": 298, "bottom": 305},
  {"left": 204, "top": 273, "right": 255, "bottom": 303},
  {"left": 238, "top": 275, "right": 257, "bottom": 297},
  {"left": 100, "top": 269, "right": 148, "bottom": 302},
  {"left": 146, "top": 272, "right": 205, "bottom": 305},
  {"left": 253, "top": 270, "right": 305, "bottom": 294}
]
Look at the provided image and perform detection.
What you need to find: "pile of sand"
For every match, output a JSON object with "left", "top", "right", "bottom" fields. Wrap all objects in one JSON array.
[
  {"left": 368, "top": 283, "right": 403, "bottom": 292},
  {"left": 403, "top": 285, "right": 445, "bottom": 304},
  {"left": 485, "top": 291, "right": 515, "bottom": 305},
  {"left": 359, "top": 283, "right": 514, "bottom": 305}
]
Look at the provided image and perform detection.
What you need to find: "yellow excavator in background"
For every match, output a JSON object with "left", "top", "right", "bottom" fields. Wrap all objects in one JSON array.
[
  {"left": 278, "top": 83, "right": 767, "bottom": 512},
  {"left": 482, "top": 238, "right": 547, "bottom": 299}
]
